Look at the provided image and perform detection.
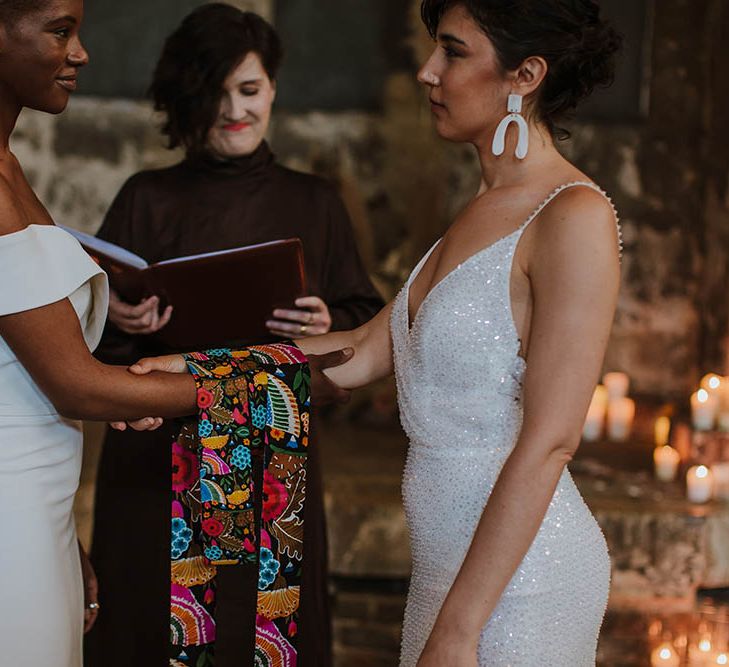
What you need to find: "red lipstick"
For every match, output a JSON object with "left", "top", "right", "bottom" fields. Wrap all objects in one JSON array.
[{"left": 223, "top": 121, "right": 251, "bottom": 132}]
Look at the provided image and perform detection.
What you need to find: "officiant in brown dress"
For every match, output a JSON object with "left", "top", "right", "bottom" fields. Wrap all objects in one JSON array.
[{"left": 84, "top": 6, "right": 383, "bottom": 667}]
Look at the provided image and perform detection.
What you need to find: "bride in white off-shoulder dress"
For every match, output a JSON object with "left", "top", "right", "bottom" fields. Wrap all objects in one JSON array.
[{"left": 0, "top": 225, "right": 108, "bottom": 665}]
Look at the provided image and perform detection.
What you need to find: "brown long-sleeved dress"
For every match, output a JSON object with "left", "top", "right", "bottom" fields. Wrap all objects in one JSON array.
[{"left": 84, "top": 142, "right": 383, "bottom": 667}]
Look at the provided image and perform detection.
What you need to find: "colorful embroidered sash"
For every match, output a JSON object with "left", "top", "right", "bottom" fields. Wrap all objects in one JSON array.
[{"left": 170, "top": 343, "right": 310, "bottom": 667}]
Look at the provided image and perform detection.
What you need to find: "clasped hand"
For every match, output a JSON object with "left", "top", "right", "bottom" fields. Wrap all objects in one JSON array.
[{"left": 110, "top": 347, "right": 353, "bottom": 431}]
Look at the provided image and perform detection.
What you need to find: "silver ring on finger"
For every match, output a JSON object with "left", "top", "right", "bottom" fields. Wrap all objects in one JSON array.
[{"left": 87, "top": 602, "right": 100, "bottom": 611}]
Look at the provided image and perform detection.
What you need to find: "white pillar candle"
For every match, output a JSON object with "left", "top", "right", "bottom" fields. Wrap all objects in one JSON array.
[
  {"left": 654, "top": 446, "right": 680, "bottom": 482},
  {"left": 650, "top": 643, "right": 680, "bottom": 667},
  {"left": 603, "top": 372, "right": 630, "bottom": 401},
  {"left": 701, "top": 373, "right": 723, "bottom": 393},
  {"left": 689, "top": 636, "right": 714, "bottom": 665},
  {"left": 687, "top": 465, "right": 714, "bottom": 504},
  {"left": 654, "top": 416, "right": 671, "bottom": 447},
  {"left": 692, "top": 389, "right": 719, "bottom": 431},
  {"left": 607, "top": 397, "right": 635, "bottom": 441},
  {"left": 711, "top": 463, "right": 729, "bottom": 501},
  {"left": 583, "top": 385, "right": 608, "bottom": 441}
]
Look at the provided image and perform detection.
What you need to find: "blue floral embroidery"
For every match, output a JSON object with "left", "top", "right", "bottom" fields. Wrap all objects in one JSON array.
[
  {"left": 171, "top": 517, "right": 193, "bottom": 560},
  {"left": 204, "top": 545, "right": 223, "bottom": 562},
  {"left": 198, "top": 419, "right": 213, "bottom": 438},
  {"left": 251, "top": 405, "right": 267, "bottom": 429},
  {"left": 230, "top": 445, "right": 252, "bottom": 470},
  {"left": 258, "top": 548, "right": 281, "bottom": 590}
]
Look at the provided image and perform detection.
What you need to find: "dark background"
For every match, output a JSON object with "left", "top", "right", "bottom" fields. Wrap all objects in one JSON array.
[{"left": 78, "top": 0, "right": 653, "bottom": 121}]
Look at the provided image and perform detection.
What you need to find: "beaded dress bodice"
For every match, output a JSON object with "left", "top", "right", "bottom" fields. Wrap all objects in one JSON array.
[{"left": 390, "top": 182, "right": 618, "bottom": 666}]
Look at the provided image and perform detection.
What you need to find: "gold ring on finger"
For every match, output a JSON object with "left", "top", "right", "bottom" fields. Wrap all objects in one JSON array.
[{"left": 300, "top": 324, "right": 307, "bottom": 335}]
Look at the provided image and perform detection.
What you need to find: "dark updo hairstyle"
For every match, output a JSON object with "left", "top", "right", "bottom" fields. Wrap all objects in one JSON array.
[
  {"left": 150, "top": 3, "right": 283, "bottom": 156},
  {"left": 421, "top": 0, "right": 622, "bottom": 139}
]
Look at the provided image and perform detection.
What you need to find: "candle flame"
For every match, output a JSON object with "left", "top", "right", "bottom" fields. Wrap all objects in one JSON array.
[
  {"left": 701, "top": 373, "right": 723, "bottom": 391},
  {"left": 697, "top": 466, "right": 710, "bottom": 479},
  {"left": 718, "top": 654, "right": 728, "bottom": 666},
  {"left": 699, "top": 638, "right": 712, "bottom": 652},
  {"left": 659, "top": 647, "right": 672, "bottom": 659},
  {"left": 698, "top": 389, "right": 710, "bottom": 403}
]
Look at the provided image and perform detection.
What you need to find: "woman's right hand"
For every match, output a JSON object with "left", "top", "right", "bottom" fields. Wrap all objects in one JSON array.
[
  {"left": 108, "top": 355, "right": 187, "bottom": 430},
  {"left": 108, "top": 289, "right": 173, "bottom": 335},
  {"left": 121, "top": 350, "right": 353, "bottom": 407},
  {"left": 129, "top": 354, "right": 187, "bottom": 375}
]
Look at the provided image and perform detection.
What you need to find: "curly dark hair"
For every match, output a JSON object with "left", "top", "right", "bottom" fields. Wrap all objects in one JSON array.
[
  {"left": 421, "top": 0, "right": 622, "bottom": 139},
  {"left": 150, "top": 3, "right": 283, "bottom": 155}
]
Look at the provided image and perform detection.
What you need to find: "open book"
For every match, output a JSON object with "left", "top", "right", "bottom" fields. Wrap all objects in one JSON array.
[{"left": 62, "top": 226, "right": 307, "bottom": 350}]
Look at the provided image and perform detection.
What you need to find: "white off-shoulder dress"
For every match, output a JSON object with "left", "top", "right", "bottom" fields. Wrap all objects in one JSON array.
[{"left": 0, "top": 225, "right": 108, "bottom": 666}]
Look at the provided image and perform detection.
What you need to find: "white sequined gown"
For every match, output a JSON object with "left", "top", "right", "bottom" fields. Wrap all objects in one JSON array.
[
  {"left": 392, "top": 183, "right": 615, "bottom": 666},
  {"left": 0, "top": 225, "right": 108, "bottom": 666}
]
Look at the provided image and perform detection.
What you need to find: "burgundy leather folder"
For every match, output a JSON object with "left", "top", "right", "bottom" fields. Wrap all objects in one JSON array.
[{"left": 64, "top": 226, "right": 307, "bottom": 350}]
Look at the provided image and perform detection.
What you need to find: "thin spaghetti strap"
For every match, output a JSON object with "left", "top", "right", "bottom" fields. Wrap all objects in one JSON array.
[
  {"left": 518, "top": 181, "right": 622, "bottom": 258},
  {"left": 407, "top": 238, "right": 443, "bottom": 286}
]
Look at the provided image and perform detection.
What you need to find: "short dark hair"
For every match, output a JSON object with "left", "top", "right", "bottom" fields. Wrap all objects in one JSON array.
[
  {"left": 421, "top": 0, "right": 622, "bottom": 139},
  {"left": 0, "top": 0, "right": 47, "bottom": 20},
  {"left": 150, "top": 3, "right": 283, "bottom": 155}
]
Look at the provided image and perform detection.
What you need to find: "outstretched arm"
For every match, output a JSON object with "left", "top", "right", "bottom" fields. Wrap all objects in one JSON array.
[
  {"left": 295, "top": 301, "right": 394, "bottom": 389},
  {"left": 0, "top": 297, "right": 197, "bottom": 421},
  {"left": 417, "top": 191, "right": 620, "bottom": 664}
]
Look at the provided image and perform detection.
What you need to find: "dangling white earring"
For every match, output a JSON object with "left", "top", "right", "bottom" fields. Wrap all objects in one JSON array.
[{"left": 492, "top": 94, "right": 529, "bottom": 160}]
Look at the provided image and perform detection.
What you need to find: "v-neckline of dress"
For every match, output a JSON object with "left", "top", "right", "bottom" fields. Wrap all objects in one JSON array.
[
  {"left": 404, "top": 180, "right": 607, "bottom": 336},
  {"left": 404, "top": 228, "right": 520, "bottom": 335}
]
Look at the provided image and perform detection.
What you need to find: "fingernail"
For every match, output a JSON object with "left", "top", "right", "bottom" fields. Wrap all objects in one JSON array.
[{"left": 343, "top": 347, "right": 354, "bottom": 356}]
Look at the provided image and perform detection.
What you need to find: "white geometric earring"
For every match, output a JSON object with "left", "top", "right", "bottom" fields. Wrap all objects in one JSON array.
[{"left": 491, "top": 93, "right": 529, "bottom": 160}]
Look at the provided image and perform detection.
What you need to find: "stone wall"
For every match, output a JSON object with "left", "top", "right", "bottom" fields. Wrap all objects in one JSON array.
[{"left": 11, "top": 0, "right": 729, "bottom": 397}]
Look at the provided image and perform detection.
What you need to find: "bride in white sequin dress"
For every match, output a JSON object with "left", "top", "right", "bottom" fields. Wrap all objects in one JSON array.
[
  {"left": 306, "top": 2, "right": 622, "bottom": 664},
  {"left": 133, "top": 1, "right": 623, "bottom": 664}
]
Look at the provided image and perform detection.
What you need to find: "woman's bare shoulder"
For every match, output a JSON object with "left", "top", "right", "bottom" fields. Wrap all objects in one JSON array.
[
  {"left": 533, "top": 184, "right": 619, "bottom": 251},
  {"left": 0, "top": 174, "right": 29, "bottom": 236}
]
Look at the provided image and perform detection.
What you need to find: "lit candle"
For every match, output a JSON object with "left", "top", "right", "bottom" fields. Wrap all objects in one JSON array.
[
  {"left": 701, "top": 373, "right": 723, "bottom": 393},
  {"left": 583, "top": 385, "right": 608, "bottom": 442},
  {"left": 688, "top": 636, "right": 714, "bottom": 665},
  {"left": 711, "top": 462, "right": 729, "bottom": 501},
  {"left": 654, "top": 446, "right": 680, "bottom": 483},
  {"left": 692, "top": 389, "right": 719, "bottom": 431},
  {"left": 654, "top": 416, "right": 671, "bottom": 447},
  {"left": 607, "top": 397, "right": 635, "bottom": 441},
  {"left": 687, "top": 465, "right": 714, "bottom": 504},
  {"left": 603, "top": 372, "right": 630, "bottom": 401},
  {"left": 716, "top": 653, "right": 729, "bottom": 666},
  {"left": 650, "top": 643, "right": 679, "bottom": 667}
]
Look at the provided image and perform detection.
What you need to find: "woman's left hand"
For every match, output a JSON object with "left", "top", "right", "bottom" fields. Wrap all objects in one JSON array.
[
  {"left": 78, "top": 542, "right": 100, "bottom": 633},
  {"left": 267, "top": 296, "right": 332, "bottom": 338}
]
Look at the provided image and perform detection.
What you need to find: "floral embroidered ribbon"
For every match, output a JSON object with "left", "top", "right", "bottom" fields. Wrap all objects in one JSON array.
[{"left": 170, "top": 343, "right": 310, "bottom": 667}]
